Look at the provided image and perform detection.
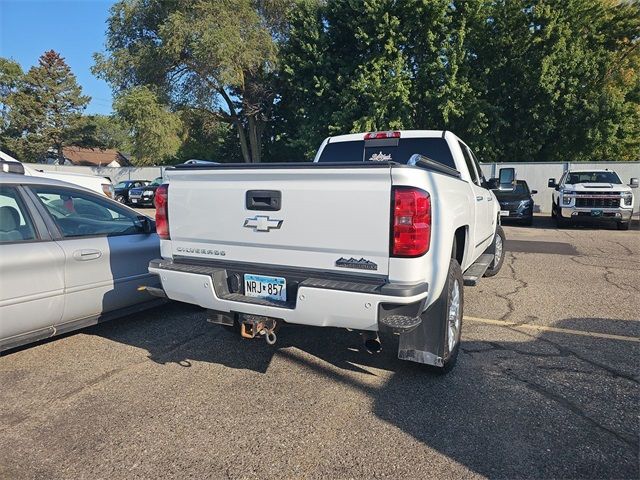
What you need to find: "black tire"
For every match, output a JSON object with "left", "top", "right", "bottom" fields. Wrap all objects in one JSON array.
[
  {"left": 555, "top": 210, "right": 568, "bottom": 228},
  {"left": 115, "top": 194, "right": 126, "bottom": 204},
  {"left": 484, "top": 225, "right": 506, "bottom": 277},
  {"left": 430, "top": 258, "right": 464, "bottom": 374},
  {"left": 617, "top": 221, "right": 630, "bottom": 231},
  {"left": 551, "top": 200, "right": 557, "bottom": 219}
]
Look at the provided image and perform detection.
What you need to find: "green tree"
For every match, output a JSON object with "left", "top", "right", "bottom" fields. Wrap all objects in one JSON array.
[
  {"left": 276, "top": 0, "right": 640, "bottom": 163},
  {"left": 0, "top": 58, "right": 23, "bottom": 135},
  {"left": 276, "top": 0, "right": 414, "bottom": 159},
  {"left": 3, "top": 50, "right": 90, "bottom": 162},
  {"left": 114, "top": 86, "right": 183, "bottom": 165},
  {"left": 457, "top": 0, "right": 640, "bottom": 162},
  {"left": 94, "top": 0, "right": 287, "bottom": 163},
  {"left": 73, "top": 114, "right": 131, "bottom": 151}
]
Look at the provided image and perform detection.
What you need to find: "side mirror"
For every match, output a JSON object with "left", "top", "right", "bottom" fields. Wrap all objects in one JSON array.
[
  {"left": 498, "top": 168, "right": 516, "bottom": 191},
  {"left": 630, "top": 178, "right": 639, "bottom": 188},
  {"left": 548, "top": 178, "right": 557, "bottom": 188},
  {"left": 0, "top": 160, "right": 25, "bottom": 175},
  {"left": 531, "top": 190, "right": 538, "bottom": 194},
  {"left": 136, "top": 215, "right": 154, "bottom": 234}
]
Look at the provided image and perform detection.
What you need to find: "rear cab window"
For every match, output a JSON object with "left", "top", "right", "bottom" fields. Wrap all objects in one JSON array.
[{"left": 317, "top": 137, "right": 456, "bottom": 169}]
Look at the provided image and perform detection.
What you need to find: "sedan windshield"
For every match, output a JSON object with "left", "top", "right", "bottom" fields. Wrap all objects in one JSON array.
[{"left": 565, "top": 171, "right": 622, "bottom": 184}]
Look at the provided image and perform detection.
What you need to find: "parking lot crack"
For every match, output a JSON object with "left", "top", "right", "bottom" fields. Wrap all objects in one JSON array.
[
  {"left": 495, "top": 253, "right": 529, "bottom": 321},
  {"left": 502, "top": 369, "right": 638, "bottom": 450}
]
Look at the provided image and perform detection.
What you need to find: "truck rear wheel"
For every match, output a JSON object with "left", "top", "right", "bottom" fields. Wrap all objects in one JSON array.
[
  {"left": 432, "top": 258, "right": 464, "bottom": 373},
  {"left": 484, "top": 225, "right": 505, "bottom": 277}
]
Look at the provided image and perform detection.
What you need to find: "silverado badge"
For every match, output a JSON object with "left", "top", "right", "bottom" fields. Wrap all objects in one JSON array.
[{"left": 335, "top": 257, "right": 378, "bottom": 271}]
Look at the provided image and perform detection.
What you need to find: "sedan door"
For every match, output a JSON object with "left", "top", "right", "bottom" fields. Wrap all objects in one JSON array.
[
  {"left": 26, "top": 184, "right": 160, "bottom": 325},
  {"left": 0, "top": 185, "right": 65, "bottom": 350}
]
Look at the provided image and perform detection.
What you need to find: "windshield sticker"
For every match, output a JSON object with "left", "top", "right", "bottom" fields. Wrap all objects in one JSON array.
[{"left": 369, "top": 151, "right": 392, "bottom": 162}]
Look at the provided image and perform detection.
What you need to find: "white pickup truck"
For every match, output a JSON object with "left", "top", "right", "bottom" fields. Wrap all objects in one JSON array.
[
  {"left": 148, "top": 130, "right": 506, "bottom": 372},
  {"left": 549, "top": 169, "right": 637, "bottom": 230}
]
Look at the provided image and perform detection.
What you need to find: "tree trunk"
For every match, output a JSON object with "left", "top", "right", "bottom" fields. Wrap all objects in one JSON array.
[
  {"left": 235, "top": 121, "right": 251, "bottom": 163},
  {"left": 247, "top": 115, "right": 261, "bottom": 163}
]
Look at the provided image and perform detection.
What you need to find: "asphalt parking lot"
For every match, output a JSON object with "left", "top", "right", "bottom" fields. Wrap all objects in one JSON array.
[{"left": 1, "top": 216, "right": 638, "bottom": 479}]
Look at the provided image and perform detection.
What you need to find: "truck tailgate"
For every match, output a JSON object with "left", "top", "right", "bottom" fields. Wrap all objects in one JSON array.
[{"left": 166, "top": 165, "right": 393, "bottom": 275}]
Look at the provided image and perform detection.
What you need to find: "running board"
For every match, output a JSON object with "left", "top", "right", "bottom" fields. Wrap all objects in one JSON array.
[{"left": 463, "top": 254, "right": 494, "bottom": 286}]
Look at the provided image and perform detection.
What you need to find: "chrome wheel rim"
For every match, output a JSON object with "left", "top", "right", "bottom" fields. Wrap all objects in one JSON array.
[
  {"left": 447, "top": 279, "right": 461, "bottom": 353},
  {"left": 494, "top": 234, "right": 503, "bottom": 266}
]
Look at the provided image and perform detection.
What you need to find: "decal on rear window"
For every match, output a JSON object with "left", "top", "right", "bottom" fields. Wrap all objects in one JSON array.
[{"left": 368, "top": 151, "right": 392, "bottom": 162}]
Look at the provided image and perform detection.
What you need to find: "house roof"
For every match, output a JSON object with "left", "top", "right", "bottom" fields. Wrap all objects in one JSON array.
[{"left": 62, "top": 147, "right": 131, "bottom": 167}]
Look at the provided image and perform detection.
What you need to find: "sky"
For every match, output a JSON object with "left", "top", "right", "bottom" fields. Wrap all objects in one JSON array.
[{"left": 0, "top": 0, "right": 116, "bottom": 115}]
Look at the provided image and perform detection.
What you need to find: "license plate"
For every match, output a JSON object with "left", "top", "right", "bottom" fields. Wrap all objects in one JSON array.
[
  {"left": 244, "top": 274, "right": 286, "bottom": 302},
  {"left": 131, "top": 199, "right": 138, "bottom": 203},
  {"left": 500, "top": 210, "right": 509, "bottom": 217},
  {"left": 591, "top": 210, "right": 602, "bottom": 217}
]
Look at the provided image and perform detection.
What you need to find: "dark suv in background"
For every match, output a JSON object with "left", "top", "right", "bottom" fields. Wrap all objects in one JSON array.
[
  {"left": 113, "top": 180, "right": 149, "bottom": 204},
  {"left": 491, "top": 180, "right": 537, "bottom": 226},
  {"left": 128, "top": 177, "right": 164, "bottom": 207}
]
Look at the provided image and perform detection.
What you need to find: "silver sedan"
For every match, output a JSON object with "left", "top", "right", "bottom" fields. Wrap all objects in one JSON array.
[{"left": 0, "top": 173, "right": 162, "bottom": 351}]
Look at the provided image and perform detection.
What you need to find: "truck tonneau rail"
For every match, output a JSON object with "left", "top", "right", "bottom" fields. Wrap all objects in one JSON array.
[{"left": 170, "top": 161, "right": 399, "bottom": 170}]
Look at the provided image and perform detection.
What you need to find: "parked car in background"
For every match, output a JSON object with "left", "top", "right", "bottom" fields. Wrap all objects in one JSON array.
[
  {"left": 549, "top": 169, "right": 637, "bottom": 230},
  {"left": 0, "top": 173, "right": 162, "bottom": 352},
  {"left": 128, "top": 176, "right": 164, "bottom": 207},
  {"left": 1, "top": 150, "right": 115, "bottom": 199},
  {"left": 114, "top": 179, "right": 149, "bottom": 204},
  {"left": 492, "top": 180, "right": 537, "bottom": 226}
]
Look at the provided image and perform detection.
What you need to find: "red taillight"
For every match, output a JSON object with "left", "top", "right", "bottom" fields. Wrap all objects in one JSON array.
[
  {"left": 155, "top": 184, "right": 170, "bottom": 239},
  {"left": 391, "top": 187, "right": 431, "bottom": 257},
  {"left": 364, "top": 131, "right": 401, "bottom": 140}
]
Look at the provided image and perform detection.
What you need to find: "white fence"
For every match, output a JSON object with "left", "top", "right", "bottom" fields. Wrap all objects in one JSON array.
[
  {"left": 25, "top": 161, "right": 640, "bottom": 213},
  {"left": 24, "top": 163, "right": 166, "bottom": 185}
]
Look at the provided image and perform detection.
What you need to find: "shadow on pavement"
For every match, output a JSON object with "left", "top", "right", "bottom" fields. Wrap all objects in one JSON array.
[
  {"left": 91, "top": 304, "right": 639, "bottom": 479},
  {"left": 512, "top": 214, "right": 640, "bottom": 231}
]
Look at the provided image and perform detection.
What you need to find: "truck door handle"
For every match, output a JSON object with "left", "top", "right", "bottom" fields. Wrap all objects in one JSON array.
[
  {"left": 476, "top": 195, "right": 484, "bottom": 201},
  {"left": 73, "top": 249, "right": 102, "bottom": 261}
]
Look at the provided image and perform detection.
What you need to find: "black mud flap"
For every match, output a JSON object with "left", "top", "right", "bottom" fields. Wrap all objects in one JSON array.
[{"left": 397, "top": 292, "right": 446, "bottom": 367}]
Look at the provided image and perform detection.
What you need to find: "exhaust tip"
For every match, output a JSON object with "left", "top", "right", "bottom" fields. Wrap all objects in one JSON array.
[{"left": 361, "top": 332, "right": 382, "bottom": 354}]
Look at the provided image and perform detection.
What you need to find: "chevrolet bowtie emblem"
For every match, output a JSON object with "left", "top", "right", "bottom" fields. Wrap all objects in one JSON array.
[{"left": 243, "top": 215, "right": 283, "bottom": 232}]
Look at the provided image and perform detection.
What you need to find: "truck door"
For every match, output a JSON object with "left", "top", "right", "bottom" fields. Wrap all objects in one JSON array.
[{"left": 457, "top": 142, "right": 493, "bottom": 256}]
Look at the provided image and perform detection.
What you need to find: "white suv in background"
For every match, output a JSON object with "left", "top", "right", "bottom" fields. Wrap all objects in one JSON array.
[{"left": 0, "top": 150, "right": 115, "bottom": 198}]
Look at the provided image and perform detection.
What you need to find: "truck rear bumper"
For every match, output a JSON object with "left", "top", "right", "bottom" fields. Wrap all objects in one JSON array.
[{"left": 149, "top": 258, "right": 428, "bottom": 331}]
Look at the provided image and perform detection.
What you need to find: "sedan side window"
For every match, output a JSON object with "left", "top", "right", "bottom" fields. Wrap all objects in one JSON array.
[
  {"left": 30, "top": 186, "right": 146, "bottom": 238},
  {"left": 0, "top": 186, "right": 37, "bottom": 243}
]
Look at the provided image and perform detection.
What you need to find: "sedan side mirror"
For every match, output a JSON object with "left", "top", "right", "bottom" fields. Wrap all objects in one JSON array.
[
  {"left": 136, "top": 215, "right": 154, "bottom": 234},
  {"left": 548, "top": 178, "right": 557, "bottom": 188},
  {"left": 630, "top": 178, "right": 639, "bottom": 188},
  {"left": 531, "top": 190, "right": 538, "bottom": 194},
  {"left": 0, "top": 160, "right": 25, "bottom": 174}
]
